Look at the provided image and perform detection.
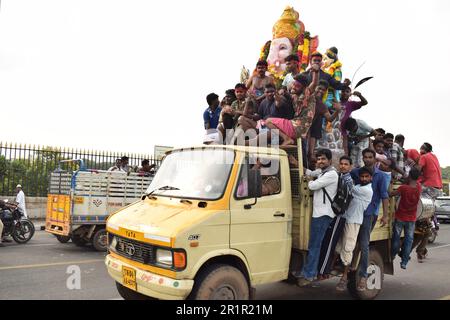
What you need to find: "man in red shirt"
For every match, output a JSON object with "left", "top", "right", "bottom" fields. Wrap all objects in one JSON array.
[
  {"left": 390, "top": 168, "right": 422, "bottom": 269},
  {"left": 417, "top": 142, "right": 443, "bottom": 195}
]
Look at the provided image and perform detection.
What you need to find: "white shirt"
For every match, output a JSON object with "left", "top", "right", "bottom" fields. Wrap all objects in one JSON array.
[
  {"left": 282, "top": 73, "right": 295, "bottom": 89},
  {"left": 306, "top": 167, "right": 339, "bottom": 218},
  {"left": 16, "top": 190, "right": 27, "bottom": 218},
  {"left": 343, "top": 183, "right": 373, "bottom": 224}
]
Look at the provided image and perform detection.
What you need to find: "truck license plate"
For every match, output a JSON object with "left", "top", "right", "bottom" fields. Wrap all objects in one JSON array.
[{"left": 122, "top": 266, "right": 137, "bottom": 291}]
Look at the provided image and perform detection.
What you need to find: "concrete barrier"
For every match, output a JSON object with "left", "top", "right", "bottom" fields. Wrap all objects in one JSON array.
[{"left": 4, "top": 196, "right": 48, "bottom": 219}]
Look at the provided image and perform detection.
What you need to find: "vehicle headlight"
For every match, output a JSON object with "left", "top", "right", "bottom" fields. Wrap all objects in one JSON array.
[
  {"left": 156, "top": 249, "right": 173, "bottom": 266},
  {"left": 109, "top": 235, "right": 118, "bottom": 253}
]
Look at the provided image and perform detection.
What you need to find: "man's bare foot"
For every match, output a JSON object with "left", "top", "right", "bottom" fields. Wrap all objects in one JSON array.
[{"left": 281, "top": 138, "right": 295, "bottom": 146}]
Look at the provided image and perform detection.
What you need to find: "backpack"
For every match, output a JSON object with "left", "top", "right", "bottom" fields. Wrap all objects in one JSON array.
[{"left": 322, "top": 173, "right": 353, "bottom": 215}]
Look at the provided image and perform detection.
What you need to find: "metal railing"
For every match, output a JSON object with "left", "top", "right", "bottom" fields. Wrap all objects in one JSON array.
[{"left": 0, "top": 142, "right": 160, "bottom": 197}]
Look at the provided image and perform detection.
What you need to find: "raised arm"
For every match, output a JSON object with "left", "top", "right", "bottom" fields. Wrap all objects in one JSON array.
[
  {"left": 307, "top": 64, "right": 320, "bottom": 93},
  {"left": 353, "top": 91, "right": 368, "bottom": 106},
  {"left": 323, "top": 101, "right": 342, "bottom": 122}
]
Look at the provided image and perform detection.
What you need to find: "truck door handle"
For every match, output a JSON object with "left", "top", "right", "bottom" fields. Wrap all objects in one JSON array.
[{"left": 273, "top": 212, "right": 285, "bottom": 217}]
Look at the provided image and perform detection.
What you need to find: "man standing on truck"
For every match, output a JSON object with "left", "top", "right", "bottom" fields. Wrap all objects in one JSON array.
[
  {"left": 414, "top": 142, "right": 443, "bottom": 262},
  {"left": 335, "top": 166, "right": 373, "bottom": 291},
  {"left": 296, "top": 148, "right": 339, "bottom": 286},
  {"left": 350, "top": 148, "right": 389, "bottom": 291},
  {"left": 390, "top": 168, "right": 421, "bottom": 269}
]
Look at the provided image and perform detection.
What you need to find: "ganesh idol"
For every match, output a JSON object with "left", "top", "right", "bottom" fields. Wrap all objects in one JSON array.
[{"left": 258, "top": 6, "right": 319, "bottom": 84}]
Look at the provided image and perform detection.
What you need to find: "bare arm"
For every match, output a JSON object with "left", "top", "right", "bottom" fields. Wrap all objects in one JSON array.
[
  {"left": 353, "top": 91, "right": 368, "bottom": 106},
  {"left": 323, "top": 102, "right": 342, "bottom": 122},
  {"left": 245, "top": 74, "right": 254, "bottom": 89},
  {"left": 307, "top": 64, "right": 320, "bottom": 93}
]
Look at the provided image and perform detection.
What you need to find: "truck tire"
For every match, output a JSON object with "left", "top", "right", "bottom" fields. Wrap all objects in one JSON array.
[
  {"left": 115, "top": 282, "right": 157, "bottom": 300},
  {"left": 348, "top": 249, "right": 384, "bottom": 300},
  {"left": 92, "top": 228, "right": 108, "bottom": 252},
  {"left": 71, "top": 235, "right": 88, "bottom": 247},
  {"left": 190, "top": 264, "right": 249, "bottom": 300},
  {"left": 56, "top": 235, "right": 71, "bottom": 243}
]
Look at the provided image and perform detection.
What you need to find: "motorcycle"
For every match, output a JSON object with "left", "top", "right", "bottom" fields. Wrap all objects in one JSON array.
[
  {"left": 428, "top": 214, "right": 439, "bottom": 244},
  {"left": 0, "top": 200, "right": 35, "bottom": 244}
]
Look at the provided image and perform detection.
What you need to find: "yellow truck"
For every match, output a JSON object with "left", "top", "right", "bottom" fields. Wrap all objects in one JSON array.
[{"left": 105, "top": 144, "right": 396, "bottom": 300}]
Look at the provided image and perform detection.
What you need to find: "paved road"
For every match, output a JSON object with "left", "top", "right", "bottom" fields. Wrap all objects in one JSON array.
[{"left": 1, "top": 223, "right": 450, "bottom": 300}]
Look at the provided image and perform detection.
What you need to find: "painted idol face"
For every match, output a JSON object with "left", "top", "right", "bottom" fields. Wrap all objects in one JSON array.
[{"left": 267, "top": 37, "right": 293, "bottom": 73}]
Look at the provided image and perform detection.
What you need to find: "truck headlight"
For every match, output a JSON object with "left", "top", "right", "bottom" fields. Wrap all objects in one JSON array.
[
  {"left": 109, "top": 235, "right": 118, "bottom": 253},
  {"left": 156, "top": 249, "right": 173, "bottom": 266}
]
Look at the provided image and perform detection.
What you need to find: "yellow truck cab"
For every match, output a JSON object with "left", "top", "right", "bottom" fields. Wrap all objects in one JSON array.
[{"left": 105, "top": 143, "right": 395, "bottom": 300}]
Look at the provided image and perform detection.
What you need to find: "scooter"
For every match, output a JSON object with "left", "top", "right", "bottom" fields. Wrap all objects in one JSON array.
[{"left": 0, "top": 200, "right": 35, "bottom": 244}]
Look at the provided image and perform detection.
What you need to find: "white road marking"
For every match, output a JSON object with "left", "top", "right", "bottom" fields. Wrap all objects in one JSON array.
[
  {"left": 1, "top": 243, "right": 59, "bottom": 248},
  {"left": 429, "top": 243, "right": 450, "bottom": 250},
  {"left": 0, "top": 259, "right": 104, "bottom": 271}
]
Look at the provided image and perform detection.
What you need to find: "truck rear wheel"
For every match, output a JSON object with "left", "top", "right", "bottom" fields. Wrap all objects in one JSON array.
[
  {"left": 348, "top": 249, "right": 384, "bottom": 300},
  {"left": 92, "top": 228, "right": 108, "bottom": 252},
  {"left": 190, "top": 264, "right": 249, "bottom": 300},
  {"left": 115, "top": 282, "right": 157, "bottom": 300},
  {"left": 56, "top": 235, "right": 71, "bottom": 243}
]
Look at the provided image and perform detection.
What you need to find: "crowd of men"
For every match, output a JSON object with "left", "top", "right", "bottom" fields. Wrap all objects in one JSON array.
[
  {"left": 107, "top": 156, "right": 156, "bottom": 176},
  {"left": 202, "top": 51, "right": 444, "bottom": 291}
]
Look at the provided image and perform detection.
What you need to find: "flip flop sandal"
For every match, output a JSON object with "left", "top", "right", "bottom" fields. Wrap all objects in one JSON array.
[{"left": 336, "top": 279, "right": 348, "bottom": 291}]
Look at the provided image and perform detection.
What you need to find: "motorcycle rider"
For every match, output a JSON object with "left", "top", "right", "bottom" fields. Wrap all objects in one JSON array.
[{"left": 0, "top": 199, "right": 12, "bottom": 246}]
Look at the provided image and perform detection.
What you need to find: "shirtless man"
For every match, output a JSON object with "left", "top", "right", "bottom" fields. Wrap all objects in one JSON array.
[{"left": 246, "top": 60, "right": 275, "bottom": 107}]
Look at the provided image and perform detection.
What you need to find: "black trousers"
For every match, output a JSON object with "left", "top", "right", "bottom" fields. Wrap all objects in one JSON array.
[{"left": 317, "top": 215, "right": 346, "bottom": 276}]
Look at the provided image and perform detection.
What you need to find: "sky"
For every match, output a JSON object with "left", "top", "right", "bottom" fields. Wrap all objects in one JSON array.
[{"left": 1, "top": 0, "right": 450, "bottom": 165}]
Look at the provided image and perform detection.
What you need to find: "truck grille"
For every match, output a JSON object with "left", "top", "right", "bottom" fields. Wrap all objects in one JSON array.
[{"left": 111, "top": 235, "right": 155, "bottom": 265}]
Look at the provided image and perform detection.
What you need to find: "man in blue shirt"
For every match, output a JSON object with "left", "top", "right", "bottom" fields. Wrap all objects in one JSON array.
[
  {"left": 350, "top": 148, "right": 389, "bottom": 291},
  {"left": 203, "top": 93, "right": 221, "bottom": 130},
  {"left": 258, "top": 83, "right": 292, "bottom": 120}
]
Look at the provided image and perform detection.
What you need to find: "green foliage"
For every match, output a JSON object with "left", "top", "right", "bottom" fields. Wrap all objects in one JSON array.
[{"left": 441, "top": 167, "right": 450, "bottom": 180}]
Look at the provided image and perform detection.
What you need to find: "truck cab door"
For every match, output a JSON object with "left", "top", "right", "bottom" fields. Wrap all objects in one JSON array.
[{"left": 229, "top": 153, "right": 292, "bottom": 284}]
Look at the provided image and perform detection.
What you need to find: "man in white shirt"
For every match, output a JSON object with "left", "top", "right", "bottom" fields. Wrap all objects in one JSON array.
[
  {"left": 335, "top": 166, "right": 373, "bottom": 291},
  {"left": 297, "top": 148, "right": 338, "bottom": 286},
  {"left": 15, "top": 184, "right": 27, "bottom": 219}
]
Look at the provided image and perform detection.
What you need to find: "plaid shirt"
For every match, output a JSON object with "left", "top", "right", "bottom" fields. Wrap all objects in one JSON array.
[{"left": 390, "top": 143, "right": 405, "bottom": 178}]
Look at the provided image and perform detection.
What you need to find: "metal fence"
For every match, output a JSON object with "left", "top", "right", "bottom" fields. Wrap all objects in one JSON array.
[{"left": 0, "top": 142, "right": 161, "bottom": 197}]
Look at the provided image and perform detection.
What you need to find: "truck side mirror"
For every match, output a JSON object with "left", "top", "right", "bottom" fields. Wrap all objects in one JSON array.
[
  {"left": 248, "top": 169, "right": 262, "bottom": 198},
  {"left": 245, "top": 169, "right": 262, "bottom": 209}
]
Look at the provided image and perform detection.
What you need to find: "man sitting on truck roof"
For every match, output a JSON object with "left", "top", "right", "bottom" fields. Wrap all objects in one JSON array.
[
  {"left": 256, "top": 61, "right": 320, "bottom": 148},
  {"left": 108, "top": 158, "right": 122, "bottom": 172},
  {"left": 138, "top": 159, "right": 156, "bottom": 177},
  {"left": 296, "top": 148, "right": 339, "bottom": 286}
]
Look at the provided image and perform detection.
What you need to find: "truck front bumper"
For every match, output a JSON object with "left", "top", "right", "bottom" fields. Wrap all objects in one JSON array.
[{"left": 105, "top": 254, "right": 194, "bottom": 300}]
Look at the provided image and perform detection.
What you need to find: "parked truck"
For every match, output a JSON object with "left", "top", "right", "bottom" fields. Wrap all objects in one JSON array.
[
  {"left": 46, "top": 160, "right": 152, "bottom": 251},
  {"left": 104, "top": 143, "right": 409, "bottom": 300}
]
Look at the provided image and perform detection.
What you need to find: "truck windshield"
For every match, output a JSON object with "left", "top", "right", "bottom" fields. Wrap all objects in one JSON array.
[{"left": 147, "top": 149, "right": 235, "bottom": 200}]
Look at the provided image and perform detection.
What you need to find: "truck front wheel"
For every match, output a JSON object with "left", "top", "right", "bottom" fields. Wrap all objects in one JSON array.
[
  {"left": 190, "top": 264, "right": 249, "bottom": 300},
  {"left": 348, "top": 249, "right": 384, "bottom": 300},
  {"left": 92, "top": 228, "right": 108, "bottom": 252}
]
